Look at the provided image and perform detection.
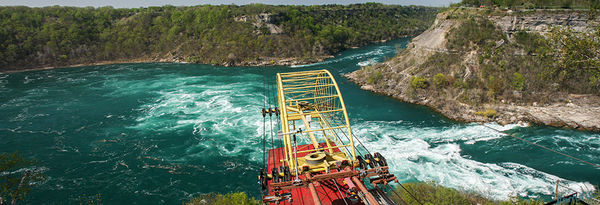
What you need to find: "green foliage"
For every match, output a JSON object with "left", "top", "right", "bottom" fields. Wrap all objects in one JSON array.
[
  {"left": 453, "top": 78, "right": 469, "bottom": 89},
  {"left": 422, "top": 53, "right": 462, "bottom": 74},
  {"left": 543, "top": 26, "right": 600, "bottom": 91},
  {"left": 446, "top": 17, "right": 504, "bottom": 51},
  {"left": 475, "top": 109, "right": 497, "bottom": 118},
  {"left": 433, "top": 73, "right": 448, "bottom": 88},
  {"left": 389, "top": 182, "right": 472, "bottom": 205},
  {"left": 0, "top": 152, "right": 44, "bottom": 204},
  {"left": 486, "top": 75, "right": 504, "bottom": 98},
  {"left": 184, "top": 192, "right": 260, "bottom": 205},
  {"left": 388, "top": 182, "right": 547, "bottom": 205},
  {"left": 410, "top": 76, "right": 429, "bottom": 89},
  {"left": 512, "top": 72, "right": 526, "bottom": 90},
  {"left": 368, "top": 70, "right": 383, "bottom": 84},
  {"left": 0, "top": 4, "right": 439, "bottom": 71},
  {"left": 513, "top": 31, "right": 547, "bottom": 54}
]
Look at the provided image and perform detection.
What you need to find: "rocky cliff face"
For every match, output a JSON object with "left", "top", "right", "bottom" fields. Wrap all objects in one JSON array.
[
  {"left": 348, "top": 8, "right": 600, "bottom": 132},
  {"left": 490, "top": 11, "right": 597, "bottom": 34},
  {"left": 234, "top": 13, "right": 284, "bottom": 34}
]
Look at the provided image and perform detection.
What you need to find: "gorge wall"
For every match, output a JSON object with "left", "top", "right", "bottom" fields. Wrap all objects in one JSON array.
[{"left": 348, "top": 8, "right": 600, "bottom": 131}]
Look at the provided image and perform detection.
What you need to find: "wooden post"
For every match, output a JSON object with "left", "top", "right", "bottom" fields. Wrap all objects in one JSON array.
[
  {"left": 555, "top": 180, "right": 559, "bottom": 200},
  {"left": 306, "top": 173, "right": 322, "bottom": 205}
]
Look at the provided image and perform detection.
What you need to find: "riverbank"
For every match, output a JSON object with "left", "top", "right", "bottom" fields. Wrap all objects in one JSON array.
[
  {"left": 348, "top": 8, "right": 600, "bottom": 132},
  {"left": 349, "top": 72, "right": 600, "bottom": 132},
  {"left": 0, "top": 58, "right": 155, "bottom": 74}
]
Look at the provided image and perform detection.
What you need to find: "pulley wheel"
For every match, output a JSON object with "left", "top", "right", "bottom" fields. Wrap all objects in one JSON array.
[
  {"left": 305, "top": 152, "right": 326, "bottom": 165},
  {"left": 374, "top": 152, "right": 388, "bottom": 166}
]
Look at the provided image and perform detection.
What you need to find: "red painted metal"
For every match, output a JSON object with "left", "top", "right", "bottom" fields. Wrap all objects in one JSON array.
[{"left": 266, "top": 143, "right": 358, "bottom": 205}]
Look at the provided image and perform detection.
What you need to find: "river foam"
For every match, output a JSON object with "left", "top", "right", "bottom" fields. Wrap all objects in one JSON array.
[
  {"left": 352, "top": 121, "right": 596, "bottom": 200},
  {"left": 132, "top": 77, "right": 597, "bottom": 201},
  {"left": 291, "top": 46, "right": 391, "bottom": 68},
  {"left": 127, "top": 74, "right": 277, "bottom": 163}
]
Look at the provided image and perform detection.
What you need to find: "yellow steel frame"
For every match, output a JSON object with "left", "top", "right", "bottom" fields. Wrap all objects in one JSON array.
[{"left": 276, "top": 69, "right": 356, "bottom": 175}]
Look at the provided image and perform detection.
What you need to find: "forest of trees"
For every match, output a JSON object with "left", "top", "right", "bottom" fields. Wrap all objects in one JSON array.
[{"left": 0, "top": 4, "right": 438, "bottom": 71}]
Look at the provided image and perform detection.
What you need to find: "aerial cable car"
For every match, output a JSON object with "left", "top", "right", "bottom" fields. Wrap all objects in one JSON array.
[{"left": 259, "top": 70, "right": 397, "bottom": 205}]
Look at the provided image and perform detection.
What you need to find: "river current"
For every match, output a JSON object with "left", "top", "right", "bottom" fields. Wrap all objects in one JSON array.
[{"left": 0, "top": 38, "right": 598, "bottom": 204}]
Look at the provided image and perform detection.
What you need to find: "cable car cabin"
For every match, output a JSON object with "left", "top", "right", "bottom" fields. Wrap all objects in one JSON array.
[{"left": 258, "top": 70, "right": 397, "bottom": 205}]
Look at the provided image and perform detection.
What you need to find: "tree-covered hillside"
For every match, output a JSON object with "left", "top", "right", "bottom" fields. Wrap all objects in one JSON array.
[
  {"left": 350, "top": 6, "right": 600, "bottom": 130},
  {"left": 0, "top": 4, "right": 438, "bottom": 71}
]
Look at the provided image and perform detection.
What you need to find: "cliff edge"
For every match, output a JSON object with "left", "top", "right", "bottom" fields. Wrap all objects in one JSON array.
[{"left": 348, "top": 8, "right": 600, "bottom": 132}]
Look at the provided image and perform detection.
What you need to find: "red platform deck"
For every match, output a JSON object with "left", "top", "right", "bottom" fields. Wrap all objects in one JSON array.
[{"left": 267, "top": 143, "right": 360, "bottom": 205}]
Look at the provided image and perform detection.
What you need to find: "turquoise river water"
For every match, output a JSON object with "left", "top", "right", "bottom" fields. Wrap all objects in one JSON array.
[{"left": 0, "top": 38, "right": 598, "bottom": 204}]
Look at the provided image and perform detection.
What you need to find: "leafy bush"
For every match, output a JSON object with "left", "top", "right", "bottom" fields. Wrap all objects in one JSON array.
[
  {"left": 513, "top": 30, "right": 547, "bottom": 54},
  {"left": 368, "top": 71, "right": 384, "bottom": 84},
  {"left": 433, "top": 73, "right": 448, "bottom": 88},
  {"left": 184, "top": 192, "right": 260, "bottom": 205},
  {"left": 410, "top": 76, "right": 429, "bottom": 89},
  {"left": 512, "top": 72, "right": 526, "bottom": 91},
  {"left": 543, "top": 26, "right": 600, "bottom": 91},
  {"left": 486, "top": 75, "right": 504, "bottom": 98},
  {"left": 453, "top": 78, "right": 468, "bottom": 89},
  {"left": 0, "top": 152, "right": 44, "bottom": 204},
  {"left": 387, "top": 182, "right": 547, "bottom": 205},
  {"left": 389, "top": 182, "right": 472, "bottom": 205}
]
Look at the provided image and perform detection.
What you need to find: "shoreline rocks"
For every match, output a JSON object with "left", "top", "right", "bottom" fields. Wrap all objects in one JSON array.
[{"left": 346, "top": 72, "right": 600, "bottom": 132}]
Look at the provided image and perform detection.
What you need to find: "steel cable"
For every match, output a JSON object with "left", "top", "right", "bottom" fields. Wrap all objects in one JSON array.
[
  {"left": 386, "top": 184, "right": 408, "bottom": 205},
  {"left": 332, "top": 179, "right": 350, "bottom": 205}
]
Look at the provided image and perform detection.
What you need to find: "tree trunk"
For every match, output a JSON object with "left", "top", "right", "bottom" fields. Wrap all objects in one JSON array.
[{"left": 11, "top": 171, "right": 30, "bottom": 205}]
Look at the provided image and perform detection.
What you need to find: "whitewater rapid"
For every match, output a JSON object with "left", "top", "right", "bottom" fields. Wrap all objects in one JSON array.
[
  {"left": 125, "top": 71, "right": 596, "bottom": 200},
  {"left": 352, "top": 121, "right": 596, "bottom": 200}
]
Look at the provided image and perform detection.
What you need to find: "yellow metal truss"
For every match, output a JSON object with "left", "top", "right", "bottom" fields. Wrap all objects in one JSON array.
[{"left": 276, "top": 69, "right": 356, "bottom": 174}]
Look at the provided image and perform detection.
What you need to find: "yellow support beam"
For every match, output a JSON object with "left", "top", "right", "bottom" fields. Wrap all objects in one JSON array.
[
  {"left": 283, "top": 84, "right": 336, "bottom": 91},
  {"left": 276, "top": 69, "right": 357, "bottom": 174},
  {"left": 285, "top": 94, "right": 339, "bottom": 102},
  {"left": 287, "top": 109, "right": 344, "bottom": 118},
  {"left": 281, "top": 76, "right": 331, "bottom": 82}
]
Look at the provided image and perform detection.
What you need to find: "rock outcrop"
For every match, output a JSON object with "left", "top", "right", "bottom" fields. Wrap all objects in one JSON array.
[
  {"left": 348, "top": 8, "right": 600, "bottom": 132},
  {"left": 489, "top": 11, "right": 598, "bottom": 34},
  {"left": 235, "top": 13, "right": 284, "bottom": 34}
]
